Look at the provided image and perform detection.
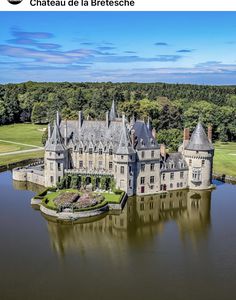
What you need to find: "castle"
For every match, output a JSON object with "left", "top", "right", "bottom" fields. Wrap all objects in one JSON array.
[{"left": 13, "top": 100, "right": 214, "bottom": 196}]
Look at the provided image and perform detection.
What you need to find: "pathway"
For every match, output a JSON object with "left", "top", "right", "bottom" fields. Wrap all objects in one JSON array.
[{"left": 0, "top": 139, "right": 43, "bottom": 156}]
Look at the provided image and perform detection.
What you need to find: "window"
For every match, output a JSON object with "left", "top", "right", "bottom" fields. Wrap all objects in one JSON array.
[
  {"left": 141, "top": 151, "right": 145, "bottom": 159},
  {"left": 140, "top": 177, "right": 145, "bottom": 184},
  {"left": 141, "top": 163, "right": 145, "bottom": 172},
  {"left": 121, "top": 155, "right": 124, "bottom": 159},
  {"left": 109, "top": 162, "right": 113, "bottom": 170},
  {"left": 130, "top": 155, "right": 132, "bottom": 160},
  {"left": 170, "top": 172, "right": 174, "bottom": 180},
  {"left": 180, "top": 182, "right": 183, "bottom": 187},
  {"left": 151, "top": 150, "right": 154, "bottom": 158},
  {"left": 89, "top": 161, "right": 93, "bottom": 169},
  {"left": 98, "top": 161, "right": 103, "bottom": 169},
  {"left": 160, "top": 184, "right": 163, "bottom": 191},
  {"left": 120, "top": 166, "right": 124, "bottom": 174},
  {"left": 58, "top": 153, "right": 61, "bottom": 157},
  {"left": 89, "top": 148, "right": 93, "bottom": 154},
  {"left": 129, "top": 179, "right": 132, "bottom": 188},
  {"left": 58, "top": 176, "right": 61, "bottom": 182},
  {"left": 129, "top": 165, "right": 132, "bottom": 173},
  {"left": 180, "top": 171, "right": 184, "bottom": 179},
  {"left": 150, "top": 185, "right": 154, "bottom": 190},
  {"left": 50, "top": 162, "right": 53, "bottom": 171},
  {"left": 202, "top": 160, "right": 205, "bottom": 166},
  {"left": 177, "top": 182, "right": 180, "bottom": 188},
  {"left": 58, "top": 163, "right": 61, "bottom": 171},
  {"left": 189, "top": 159, "right": 192, "bottom": 166},
  {"left": 170, "top": 183, "right": 173, "bottom": 188},
  {"left": 162, "top": 173, "right": 166, "bottom": 180},
  {"left": 150, "top": 163, "right": 155, "bottom": 171},
  {"left": 192, "top": 168, "right": 201, "bottom": 181},
  {"left": 79, "top": 148, "right": 83, "bottom": 154},
  {"left": 50, "top": 176, "right": 53, "bottom": 183},
  {"left": 79, "top": 160, "right": 83, "bottom": 168},
  {"left": 109, "top": 148, "right": 113, "bottom": 155},
  {"left": 150, "top": 176, "right": 155, "bottom": 184},
  {"left": 99, "top": 148, "right": 103, "bottom": 155}
]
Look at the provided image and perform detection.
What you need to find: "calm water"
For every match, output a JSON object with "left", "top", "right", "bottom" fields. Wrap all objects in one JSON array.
[{"left": 0, "top": 171, "right": 236, "bottom": 300}]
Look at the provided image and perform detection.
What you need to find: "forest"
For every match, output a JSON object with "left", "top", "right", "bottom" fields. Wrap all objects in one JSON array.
[{"left": 0, "top": 81, "right": 235, "bottom": 150}]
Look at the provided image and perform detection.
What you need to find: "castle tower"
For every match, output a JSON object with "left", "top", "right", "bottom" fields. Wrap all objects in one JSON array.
[
  {"left": 113, "top": 115, "right": 136, "bottom": 196},
  {"left": 44, "top": 114, "right": 68, "bottom": 187},
  {"left": 183, "top": 123, "right": 214, "bottom": 190},
  {"left": 133, "top": 118, "right": 160, "bottom": 195}
]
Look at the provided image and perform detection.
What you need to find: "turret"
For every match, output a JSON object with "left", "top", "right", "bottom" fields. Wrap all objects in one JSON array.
[
  {"left": 113, "top": 114, "right": 136, "bottom": 196},
  {"left": 183, "top": 122, "right": 214, "bottom": 190},
  {"left": 44, "top": 116, "right": 68, "bottom": 187}
]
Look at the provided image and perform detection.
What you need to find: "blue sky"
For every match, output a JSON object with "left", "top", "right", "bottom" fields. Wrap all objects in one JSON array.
[{"left": 0, "top": 12, "right": 236, "bottom": 84}]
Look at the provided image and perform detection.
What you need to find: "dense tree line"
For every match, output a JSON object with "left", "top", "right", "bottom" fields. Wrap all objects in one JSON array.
[{"left": 0, "top": 81, "right": 236, "bottom": 149}]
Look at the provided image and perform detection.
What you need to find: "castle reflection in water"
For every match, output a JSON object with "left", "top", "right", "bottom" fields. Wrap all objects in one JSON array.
[
  {"left": 46, "top": 190, "right": 211, "bottom": 256},
  {"left": 13, "top": 180, "right": 211, "bottom": 257}
]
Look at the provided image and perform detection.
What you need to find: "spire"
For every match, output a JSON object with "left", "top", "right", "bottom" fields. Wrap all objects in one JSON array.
[
  {"left": 116, "top": 120, "right": 135, "bottom": 155},
  {"left": 45, "top": 121, "right": 65, "bottom": 152},
  {"left": 185, "top": 122, "right": 214, "bottom": 151},
  {"left": 130, "top": 114, "right": 136, "bottom": 127},
  {"left": 147, "top": 116, "right": 152, "bottom": 131},
  {"left": 109, "top": 99, "right": 117, "bottom": 121}
]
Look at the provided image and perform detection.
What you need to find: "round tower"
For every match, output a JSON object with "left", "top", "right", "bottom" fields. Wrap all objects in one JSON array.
[{"left": 183, "top": 123, "right": 214, "bottom": 190}]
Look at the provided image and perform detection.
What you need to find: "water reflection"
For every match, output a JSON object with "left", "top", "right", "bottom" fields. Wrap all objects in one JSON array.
[{"left": 42, "top": 189, "right": 211, "bottom": 257}]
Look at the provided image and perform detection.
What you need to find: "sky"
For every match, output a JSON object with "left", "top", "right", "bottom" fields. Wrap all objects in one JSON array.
[{"left": 0, "top": 11, "right": 236, "bottom": 84}]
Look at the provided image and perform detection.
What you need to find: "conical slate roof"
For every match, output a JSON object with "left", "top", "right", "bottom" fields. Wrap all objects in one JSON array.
[
  {"left": 109, "top": 99, "right": 117, "bottom": 121},
  {"left": 185, "top": 123, "right": 214, "bottom": 151},
  {"left": 116, "top": 120, "right": 135, "bottom": 155},
  {"left": 45, "top": 121, "right": 66, "bottom": 152}
]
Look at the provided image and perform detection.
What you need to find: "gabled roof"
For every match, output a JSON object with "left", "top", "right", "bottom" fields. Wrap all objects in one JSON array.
[
  {"left": 45, "top": 121, "right": 66, "bottom": 152},
  {"left": 185, "top": 122, "right": 214, "bottom": 151}
]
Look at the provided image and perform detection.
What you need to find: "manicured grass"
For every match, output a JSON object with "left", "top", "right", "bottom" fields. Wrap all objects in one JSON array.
[
  {"left": 0, "top": 123, "right": 46, "bottom": 146},
  {"left": 0, "top": 123, "right": 45, "bottom": 166},
  {"left": 102, "top": 192, "right": 124, "bottom": 203},
  {"left": 0, "top": 150, "right": 44, "bottom": 166},
  {"left": 40, "top": 189, "right": 124, "bottom": 211},
  {"left": 0, "top": 141, "right": 33, "bottom": 154},
  {"left": 214, "top": 142, "right": 236, "bottom": 177}
]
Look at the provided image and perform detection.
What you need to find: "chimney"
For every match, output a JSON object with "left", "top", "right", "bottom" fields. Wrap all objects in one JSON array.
[
  {"left": 152, "top": 128, "right": 156, "bottom": 139},
  {"left": 208, "top": 125, "right": 212, "bottom": 142},
  {"left": 183, "top": 128, "right": 190, "bottom": 149},
  {"left": 64, "top": 120, "right": 68, "bottom": 146},
  {"left": 106, "top": 111, "right": 109, "bottom": 128},
  {"left": 131, "top": 129, "right": 136, "bottom": 146},
  {"left": 78, "top": 111, "right": 83, "bottom": 130},
  {"left": 160, "top": 144, "right": 166, "bottom": 158},
  {"left": 48, "top": 123, "right": 51, "bottom": 139}
]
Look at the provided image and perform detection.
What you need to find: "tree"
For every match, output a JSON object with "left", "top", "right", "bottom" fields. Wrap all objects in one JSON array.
[
  {"left": 31, "top": 103, "right": 48, "bottom": 123},
  {"left": 157, "top": 128, "right": 183, "bottom": 152}
]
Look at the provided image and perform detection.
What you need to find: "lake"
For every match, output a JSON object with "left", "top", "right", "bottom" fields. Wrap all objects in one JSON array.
[{"left": 0, "top": 170, "right": 236, "bottom": 300}]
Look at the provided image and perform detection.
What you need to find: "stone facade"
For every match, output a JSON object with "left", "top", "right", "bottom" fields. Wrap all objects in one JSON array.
[{"left": 14, "top": 101, "right": 214, "bottom": 195}]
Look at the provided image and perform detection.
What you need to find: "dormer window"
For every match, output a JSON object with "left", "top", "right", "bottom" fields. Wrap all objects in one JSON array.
[
  {"left": 109, "top": 148, "right": 113, "bottom": 155},
  {"left": 79, "top": 148, "right": 83, "bottom": 154},
  {"left": 151, "top": 150, "right": 154, "bottom": 158},
  {"left": 99, "top": 148, "right": 103, "bottom": 155},
  {"left": 140, "top": 138, "right": 145, "bottom": 146},
  {"left": 89, "top": 148, "right": 93, "bottom": 154}
]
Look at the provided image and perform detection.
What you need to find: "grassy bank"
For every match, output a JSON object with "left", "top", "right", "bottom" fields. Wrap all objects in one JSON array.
[
  {"left": 214, "top": 142, "right": 236, "bottom": 177},
  {"left": 0, "top": 123, "right": 45, "bottom": 166}
]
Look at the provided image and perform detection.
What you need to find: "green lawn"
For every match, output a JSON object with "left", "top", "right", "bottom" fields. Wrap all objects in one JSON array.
[
  {"left": 40, "top": 189, "right": 124, "bottom": 211},
  {"left": 0, "top": 150, "right": 44, "bottom": 166},
  {"left": 0, "top": 123, "right": 46, "bottom": 146},
  {"left": 214, "top": 142, "right": 236, "bottom": 177},
  {"left": 0, "top": 123, "right": 45, "bottom": 166}
]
